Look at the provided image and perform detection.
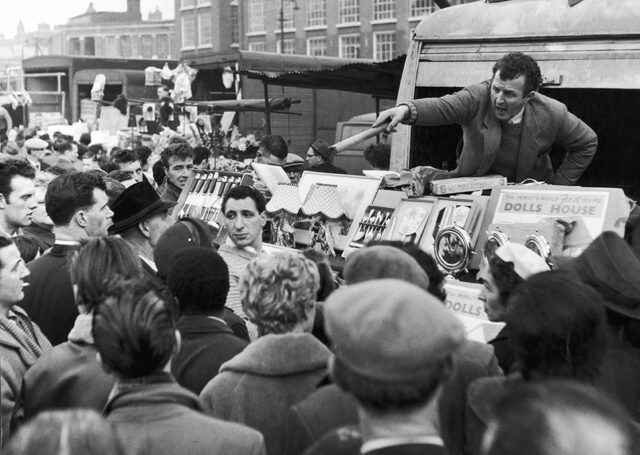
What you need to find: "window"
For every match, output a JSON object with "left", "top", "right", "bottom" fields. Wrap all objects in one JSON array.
[
  {"left": 339, "top": 34, "right": 360, "bottom": 58},
  {"left": 104, "top": 36, "right": 117, "bottom": 57},
  {"left": 282, "top": 1, "right": 296, "bottom": 29},
  {"left": 307, "top": 0, "right": 326, "bottom": 27},
  {"left": 119, "top": 36, "right": 132, "bottom": 57},
  {"left": 373, "top": 31, "right": 395, "bottom": 61},
  {"left": 410, "top": 0, "right": 436, "bottom": 17},
  {"left": 231, "top": 3, "right": 239, "bottom": 45},
  {"left": 156, "top": 34, "right": 169, "bottom": 58},
  {"left": 276, "top": 39, "right": 295, "bottom": 54},
  {"left": 248, "top": 41, "right": 266, "bottom": 52},
  {"left": 68, "top": 38, "right": 80, "bottom": 55},
  {"left": 248, "top": 0, "right": 265, "bottom": 33},
  {"left": 141, "top": 35, "right": 154, "bottom": 58},
  {"left": 84, "top": 37, "right": 95, "bottom": 56},
  {"left": 181, "top": 0, "right": 195, "bottom": 8},
  {"left": 182, "top": 15, "right": 196, "bottom": 48},
  {"left": 338, "top": 0, "right": 359, "bottom": 24},
  {"left": 198, "top": 10, "right": 212, "bottom": 46},
  {"left": 306, "top": 37, "right": 326, "bottom": 56},
  {"left": 374, "top": 0, "right": 395, "bottom": 20}
]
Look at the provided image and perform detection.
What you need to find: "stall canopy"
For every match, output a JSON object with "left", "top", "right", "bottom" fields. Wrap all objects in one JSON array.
[{"left": 189, "top": 49, "right": 405, "bottom": 100}]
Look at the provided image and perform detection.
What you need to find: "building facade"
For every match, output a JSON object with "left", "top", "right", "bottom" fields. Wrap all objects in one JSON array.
[{"left": 51, "top": 0, "right": 177, "bottom": 60}]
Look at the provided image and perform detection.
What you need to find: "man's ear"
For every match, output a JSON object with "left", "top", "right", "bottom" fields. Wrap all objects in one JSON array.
[
  {"left": 137, "top": 219, "right": 151, "bottom": 239},
  {"left": 74, "top": 209, "right": 88, "bottom": 228},
  {"left": 524, "top": 91, "right": 535, "bottom": 102},
  {"left": 260, "top": 211, "right": 267, "bottom": 227},
  {"left": 173, "top": 329, "right": 181, "bottom": 356},
  {"left": 0, "top": 193, "right": 6, "bottom": 209}
]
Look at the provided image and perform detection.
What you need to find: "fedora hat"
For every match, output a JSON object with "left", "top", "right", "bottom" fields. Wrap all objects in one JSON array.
[
  {"left": 310, "top": 139, "right": 336, "bottom": 162},
  {"left": 109, "top": 180, "right": 176, "bottom": 234}
]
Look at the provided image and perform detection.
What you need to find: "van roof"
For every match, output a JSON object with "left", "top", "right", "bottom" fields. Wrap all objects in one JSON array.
[{"left": 415, "top": 0, "right": 640, "bottom": 42}]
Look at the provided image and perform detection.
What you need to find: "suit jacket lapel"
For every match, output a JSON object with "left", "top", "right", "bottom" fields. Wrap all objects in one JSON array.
[
  {"left": 475, "top": 106, "right": 502, "bottom": 176},
  {"left": 515, "top": 105, "right": 541, "bottom": 182}
]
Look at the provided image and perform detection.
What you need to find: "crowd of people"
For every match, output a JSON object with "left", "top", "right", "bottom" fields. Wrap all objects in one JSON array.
[{"left": 0, "top": 119, "right": 637, "bottom": 455}]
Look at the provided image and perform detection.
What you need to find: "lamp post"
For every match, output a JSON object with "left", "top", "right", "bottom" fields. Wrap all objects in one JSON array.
[{"left": 279, "top": 0, "right": 299, "bottom": 54}]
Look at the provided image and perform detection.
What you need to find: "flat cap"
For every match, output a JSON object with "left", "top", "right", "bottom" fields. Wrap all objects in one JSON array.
[
  {"left": 325, "top": 279, "right": 464, "bottom": 382},
  {"left": 344, "top": 245, "right": 430, "bottom": 291},
  {"left": 24, "top": 137, "right": 48, "bottom": 150}
]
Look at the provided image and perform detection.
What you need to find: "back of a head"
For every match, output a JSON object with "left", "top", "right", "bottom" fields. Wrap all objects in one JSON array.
[
  {"left": 372, "top": 240, "right": 445, "bottom": 300},
  {"left": 45, "top": 172, "right": 106, "bottom": 227},
  {"left": 5, "top": 409, "right": 125, "bottom": 455},
  {"left": 133, "top": 146, "right": 152, "bottom": 166},
  {"left": 167, "top": 247, "right": 229, "bottom": 316},
  {"left": 261, "top": 135, "right": 288, "bottom": 160},
  {"left": 240, "top": 252, "right": 319, "bottom": 336},
  {"left": 344, "top": 245, "right": 430, "bottom": 291},
  {"left": 111, "top": 148, "right": 138, "bottom": 166},
  {"left": 153, "top": 217, "right": 216, "bottom": 281},
  {"left": 302, "top": 248, "right": 337, "bottom": 301},
  {"left": 363, "top": 143, "right": 391, "bottom": 170},
  {"left": 483, "top": 380, "right": 637, "bottom": 455},
  {"left": 93, "top": 276, "right": 175, "bottom": 379},
  {"left": 70, "top": 237, "right": 141, "bottom": 312},
  {"left": 192, "top": 145, "right": 210, "bottom": 166},
  {"left": 507, "top": 270, "right": 606, "bottom": 381},
  {"left": 325, "top": 279, "right": 464, "bottom": 412}
]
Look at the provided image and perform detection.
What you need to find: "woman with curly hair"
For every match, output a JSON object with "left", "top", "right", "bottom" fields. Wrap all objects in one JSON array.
[{"left": 199, "top": 252, "right": 331, "bottom": 455}]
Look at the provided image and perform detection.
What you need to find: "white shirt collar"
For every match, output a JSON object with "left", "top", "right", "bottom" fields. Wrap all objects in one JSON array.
[
  {"left": 508, "top": 107, "right": 525, "bottom": 125},
  {"left": 361, "top": 435, "right": 444, "bottom": 454},
  {"left": 139, "top": 255, "right": 157, "bottom": 273}
]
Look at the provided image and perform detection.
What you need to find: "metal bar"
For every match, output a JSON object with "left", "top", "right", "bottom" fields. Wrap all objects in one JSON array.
[{"left": 263, "top": 79, "right": 271, "bottom": 134}]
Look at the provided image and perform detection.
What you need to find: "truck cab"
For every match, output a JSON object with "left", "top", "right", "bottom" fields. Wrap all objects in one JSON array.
[{"left": 391, "top": 0, "right": 640, "bottom": 198}]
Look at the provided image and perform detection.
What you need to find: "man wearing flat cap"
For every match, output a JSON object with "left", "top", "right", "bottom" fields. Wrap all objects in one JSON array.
[
  {"left": 109, "top": 179, "right": 175, "bottom": 287},
  {"left": 305, "top": 139, "right": 347, "bottom": 175},
  {"left": 305, "top": 279, "right": 465, "bottom": 455}
]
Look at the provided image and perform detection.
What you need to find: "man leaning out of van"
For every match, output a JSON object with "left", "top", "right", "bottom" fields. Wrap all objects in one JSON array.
[{"left": 374, "top": 52, "right": 597, "bottom": 189}]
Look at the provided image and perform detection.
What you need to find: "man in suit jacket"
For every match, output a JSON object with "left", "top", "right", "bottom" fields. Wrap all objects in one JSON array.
[
  {"left": 109, "top": 179, "right": 175, "bottom": 289},
  {"left": 21, "top": 172, "right": 113, "bottom": 345},
  {"left": 374, "top": 52, "right": 597, "bottom": 186}
]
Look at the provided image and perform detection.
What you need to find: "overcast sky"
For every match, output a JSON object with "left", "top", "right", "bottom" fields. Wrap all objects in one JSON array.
[{"left": 2, "top": 0, "right": 176, "bottom": 38}]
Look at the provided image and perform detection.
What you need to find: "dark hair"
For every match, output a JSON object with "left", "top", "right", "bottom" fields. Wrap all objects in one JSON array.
[
  {"left": 167, "top": 247, "right": 229, "bottom": 316},
  {"left": 76, "top": 143, "right": 88, "bottom": 158},
  {"left": 13, "top": 235, "right": 40, "bottom": 263},
  {"left": 192, "top": 146, "right": 210, "bottom": 166},
  {"left": 45, "top": 172, "right": 107, "bottom": 226},
  {"left": 488, "top": 253, "right": 524, "bottom": 308},
  {"left": 260, "top": 135, "right": 288, "bottom": 160},
  {"left": 492, "top": 52, "right": 543, "bottom": 94},
  {"left": 372, "top": 240, "right": 446, "bottom": 301},
  {"left": 222, "top": 185, "right": 266, "bottom": 214},
  {"left": 484, "top": 380, "right": 637, "bottom": 455},
  {"left": 152, "top": 160, "right": 166, "bottom": 186},
  {"left": 363, "top": 143, "right": 391, "bottom": 170},
  {"left": 507, "top": 270, "right": 606, "bottom": 381},
  {"left": 70, "top": 237, "right": 140, "bottom": 312},
  {"left": 93, "top": 276, "right": 175, "bottom": 378},
  {"left": 113, "top": 94, "right": 128, "bottom": 116},
  {"left": 111, "top": 148, "right": 139, "bottom": 166},
  {"left": 46, "top": 165, "right": 73, "bottom": 177},
  {"left": 87, "top": 144, "right": 105, "bottom": 160},
  {"left": 4, "top": 409, "right": 126, "bottom": 455},
  {"left": 79, "top": 133, "right": 91, "bottom": 146},
  {"left": 332, "top": 355, "right": 453, "bottom": 412},
  {"left": 85, "top": 170, "right": 124, "bottom": 205},
  {"left": 109, "top": 170, "right": 134, "bottom": 183},
  {"left": 0, "top": 236, "right": 15, "bottom": 269},
  {"left": 160, "top": 142, "right": 193, "bottom": 168},
  {"left": 302, "top": 249, "right": 337, "bottom": 301},
  {"left": 53, "top": 140, "right": 72, "bottom": 154},
  {"left": 0, "top": 158, "right": 35, "bottom": 200},
  {"left": 134, "top": 146, "right": 152, "bottom": 167}
]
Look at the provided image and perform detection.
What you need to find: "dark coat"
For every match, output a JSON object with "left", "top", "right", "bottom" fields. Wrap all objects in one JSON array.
[
  {"left": 311, "top": 162, "right": 348, "bottom": 175},
  {"left": 105, "top": 373, "right": 266, "bottom": 455},
  {"left": 488, "top": 325, "right": 516, "bottom": 376},
  {"left": 160, "top": 179, "right": 182, "bottom": 203},
  {"left": 172, "top": 315, "right": 249, "bottom": 395},
  {"left": 284, "top": 340, "right": 501, "bottom": 455},
  {"left": 413, "top": 81, "right": 597, "bottom": 185},
  {"left": 21, "top": 243, "right": 80, "bottom": 346},
  {"left": 200, "top": 333, "right": 331, "bottom": 455},
  {"left": 22, "top": 222, "right": 55, "bottom": 253},
  {"left": 16, "top": 340, "right": 115, "bottom": 422}
]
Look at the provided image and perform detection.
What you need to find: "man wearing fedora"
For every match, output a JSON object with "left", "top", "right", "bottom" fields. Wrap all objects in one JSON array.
[
  {"left": 109, "top": 180, "right": 176, "bottom": 287},
  {"left": 305, "top": 139, "right": 347, "bottom": 175}
]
